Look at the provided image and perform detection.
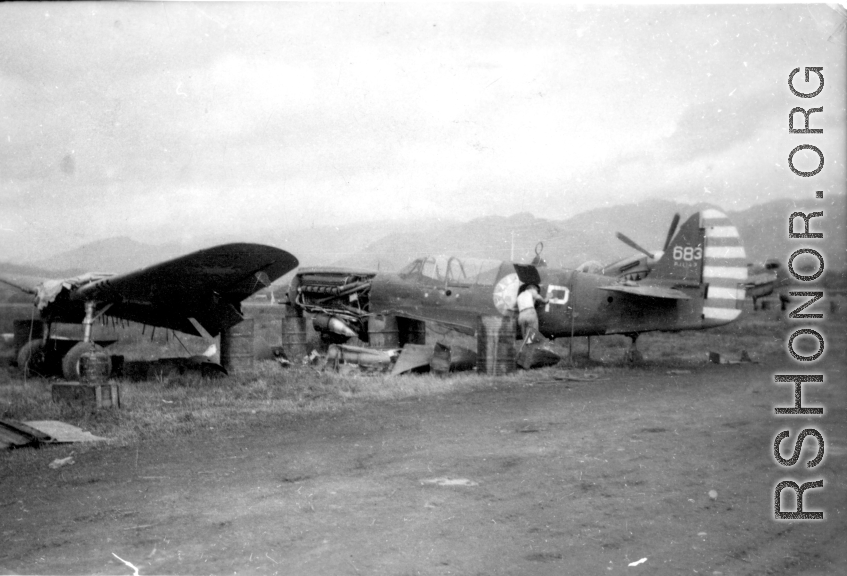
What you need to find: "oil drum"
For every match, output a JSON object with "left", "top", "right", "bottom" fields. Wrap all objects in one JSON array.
[
  {"left": 476, "top": 314, "right": 516, "bottom": 375},
  {"left": 368, "top": 315, "right": 399, "bottom": 349},
  {"left": 281, "top": 314, "right": 311, "bottom": 362},
  {"left": 79, "top": 348, "right": 112, "bottom": 383},
  {"left": 220, "top": 318, "right": 255, "bottom": 374}
]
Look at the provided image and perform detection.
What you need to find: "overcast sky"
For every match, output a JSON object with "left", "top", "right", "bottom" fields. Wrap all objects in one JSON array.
[{"left": 1, "top": 2, "right": 845, "bottom": 262}]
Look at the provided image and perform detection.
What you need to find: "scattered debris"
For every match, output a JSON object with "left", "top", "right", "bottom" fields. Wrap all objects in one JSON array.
[
  {"left": 516, "top": 328, "right": 562, "bottom": 369},
  {"left": 391, "top": 344, "right": 433, "bottom": 376},
  {"left": 328, "top": 344, "right": 398, "bottom": 373},
  {"left": 48, "top": 453, "right": 75, "bottom": 469},
  {"left": 25, "top": 421, "right": 111, "bottom": 444},
  {"left": 708, "top": 351, "right": 757, "bottom": 365},
  {"left": 112, "top": 552, "right": 140, "bottom": 576},
  {"left": 430, "top": 342, "right": 477, "bottom": 375},
  {"left": 421, "top": 477, "right": 478, "bottom": 487},
  {"left": 628, "top": 558, "right": 647, "bottom": 567},
  {"left": 51, "top": 382, "right": 121, "bottom": 409},
  {"left": 551, "top": 371, "right": 604, "bottom": 382},
  {"left": 0, "top": 419, "right": 52, "bottom": 450}
]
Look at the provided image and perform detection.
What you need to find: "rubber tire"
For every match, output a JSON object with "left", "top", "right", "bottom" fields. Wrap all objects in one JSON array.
[
  {"left": 62, "top": 342, "right": 112, "bottom": 381},
  {"left": 17, "top": 340, "right": 48, "bottom": 377}
]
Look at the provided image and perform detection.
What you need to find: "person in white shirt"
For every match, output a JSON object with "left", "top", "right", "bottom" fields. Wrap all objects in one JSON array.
[{"left": 516, "top": 283, "right": 548, "bottom": 336}]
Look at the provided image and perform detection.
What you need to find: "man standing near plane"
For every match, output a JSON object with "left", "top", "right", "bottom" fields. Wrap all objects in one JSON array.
[{"left": 517, "top": 283, "right": 548, "bottom": 337}]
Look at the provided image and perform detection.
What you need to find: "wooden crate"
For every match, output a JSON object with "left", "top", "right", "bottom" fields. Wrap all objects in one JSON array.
[{"left": 51, "top": 383, "right": 121, "bottom": 409}]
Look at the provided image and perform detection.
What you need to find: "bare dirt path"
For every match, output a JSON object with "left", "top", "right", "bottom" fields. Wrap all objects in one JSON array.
[{"left": 1, "top": 354, "right": 845, "bottom": 575}]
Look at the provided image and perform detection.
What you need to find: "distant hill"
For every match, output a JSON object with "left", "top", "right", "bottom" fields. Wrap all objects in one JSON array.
[
  {"left": 332, "top": 195, "right": 846, "bottom": 272},
  {"left": 5, "top": 194, "right": 843, "bottom": 297},
  {"left": 730, "top": 195, "right": 845, "bottom": 271},
  {"left": 0, "top": 262, "right": 85, "bottom": 304},
  {"left": 34, "top": 236, "right": 185, "bottom": 274}
]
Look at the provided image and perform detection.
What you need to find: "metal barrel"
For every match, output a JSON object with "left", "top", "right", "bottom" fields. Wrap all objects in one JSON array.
[
  {"left": 281, "top": 315, "right": 311, "bottom": 362},
  {"left": 79, "top": 349, "right": 111, "bottom": 383},
  {"left": 430, "top": 342, "right": 451, "bottom": 375},
  {"left": 13, "top": 319, "right": 43, "bottom": 356},
  {"left": 476, "top": 315, "right": 516, "bottom": 375},
  {"left": 368, "top": 314, "right": 399, "bottom": 349},
  {"left": 220, "top": 318, "right": 255, "bottom": 374},
  {"left": 398, "top": 317, "right": 426, "bottom": 346}
]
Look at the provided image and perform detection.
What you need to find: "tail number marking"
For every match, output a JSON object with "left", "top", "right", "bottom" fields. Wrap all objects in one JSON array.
[{"left": 673, "top": 246, "right": 703, "bottom": 261}]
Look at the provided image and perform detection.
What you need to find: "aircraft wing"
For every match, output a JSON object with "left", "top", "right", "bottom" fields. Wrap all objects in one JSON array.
[
  {"left": 72, "top": 243, "right": 298, "bottom": 336},
  {"left": 598, "top": 284, "right": 691, "bottom": 300},
  {"left": 0, "top": 273, "right": 48, "bottom": 295}
]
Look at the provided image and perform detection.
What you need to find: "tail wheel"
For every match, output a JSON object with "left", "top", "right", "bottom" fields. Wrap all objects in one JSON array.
[
  {"left": 62, "top": 342, "right": 112, "bottom": 381},
  {"left": 17, "top": 340, "right": 48, "bottom": 377}
]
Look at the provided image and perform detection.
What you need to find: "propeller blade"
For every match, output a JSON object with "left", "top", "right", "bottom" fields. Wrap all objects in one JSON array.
[
  {"left": 615, "top": 232, "right": 653, "bottom": 258},
  {"left": 663, "top": 213, "right": 681, "bottom": 251}
]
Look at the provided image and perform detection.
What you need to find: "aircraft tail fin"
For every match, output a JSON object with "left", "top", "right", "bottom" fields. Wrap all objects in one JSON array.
[
  {"left": 653, "top": 209, "right": 747, "bottom": 325},
  {"left": 651, "top": 212, "right": 706, "bottom": 284}
]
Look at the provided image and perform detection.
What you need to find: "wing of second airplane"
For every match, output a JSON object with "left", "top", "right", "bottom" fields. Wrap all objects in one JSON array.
[
  {"left": 598, "top": 284, "right": 692, "bottom": 300},
  {"left": 0, "top": 273, "right": 49, "bottom": 295}
]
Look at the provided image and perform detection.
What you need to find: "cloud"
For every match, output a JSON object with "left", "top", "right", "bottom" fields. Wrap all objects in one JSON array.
[{"left": 660, "top": 88, "right": 780, "bottom": 163}]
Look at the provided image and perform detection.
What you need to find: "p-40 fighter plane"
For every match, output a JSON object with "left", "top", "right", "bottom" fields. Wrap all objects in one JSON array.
[
  {"left": 289, "top": 209, "right": 748, "bottom": 361},
  {"left": 0, "top": 244, "right": 298, "bottom": 379}
]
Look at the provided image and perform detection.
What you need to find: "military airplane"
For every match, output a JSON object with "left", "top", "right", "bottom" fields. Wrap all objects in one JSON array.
[
  {"left": 602, "top": 215, "right": 790, "bottom": 311},
  {"left": 289, "top": 209, "right": 747, "bottom": 362},
  {"left": 745, "top": 259, "right": 792, "bottom": 310},
  {"left": 0, "top": 244, "right": 298, "bottom": 379}
]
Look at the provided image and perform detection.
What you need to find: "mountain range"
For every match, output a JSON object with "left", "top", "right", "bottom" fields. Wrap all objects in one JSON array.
[{"left": 1, "top": 195, "right": 843, "bottom": 302}]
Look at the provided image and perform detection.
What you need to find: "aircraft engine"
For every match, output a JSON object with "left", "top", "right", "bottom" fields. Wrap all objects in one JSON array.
[{"left": 312, "top": 314, "right": 358, "bottom": 338}]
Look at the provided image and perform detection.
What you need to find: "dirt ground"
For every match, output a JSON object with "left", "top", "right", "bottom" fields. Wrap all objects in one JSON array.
[{"left": 1, "top": 339, "right": 845, "bottom": 575}]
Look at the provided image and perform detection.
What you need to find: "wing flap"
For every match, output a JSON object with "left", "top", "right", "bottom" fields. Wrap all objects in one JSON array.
[{"left": 599, "top": 284, "right": 692, "bottom": 300}]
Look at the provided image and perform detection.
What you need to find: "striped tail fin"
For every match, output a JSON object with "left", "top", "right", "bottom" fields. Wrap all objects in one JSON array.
[
  {"left": 651, "top": 209, "right": 747, "bottom": 327},
  {"left": 700, "top": 209, "right": 747, "bottom": 325}
]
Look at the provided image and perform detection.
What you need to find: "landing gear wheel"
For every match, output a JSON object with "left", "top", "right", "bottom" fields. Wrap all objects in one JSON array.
[
  {"left": 62, "top": 342, "right": 112, "bottom": 381},
  {"left": 17, "top": 340, "right": 48, "bottom": 377}
]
